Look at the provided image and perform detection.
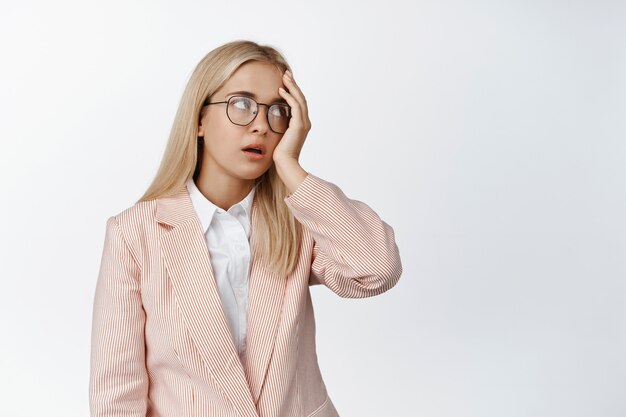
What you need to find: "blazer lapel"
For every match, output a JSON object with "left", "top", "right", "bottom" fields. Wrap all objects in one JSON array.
[
  {"left": 155, "top": 186, "right": 258, "bottom": 416},
  {"left": 243, "top": 199, "right": 288, "bottom": 403}
]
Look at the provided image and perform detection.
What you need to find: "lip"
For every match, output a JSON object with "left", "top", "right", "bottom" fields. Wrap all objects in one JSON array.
[
  {"left": 242, "top": 150, "right": 264, "bottom": 161},
  {"left": 241, "top": 143, "right": 267, "bottom": 155}
]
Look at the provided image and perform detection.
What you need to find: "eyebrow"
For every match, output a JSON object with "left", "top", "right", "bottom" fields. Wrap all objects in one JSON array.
[{"left": 225, "top": 90, "right": 288, "bottom": 105}]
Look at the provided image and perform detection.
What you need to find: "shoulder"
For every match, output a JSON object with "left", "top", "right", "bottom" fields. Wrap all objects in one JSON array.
[
  {"left": 105, "top": 184, "right": 190, "bottom": 243},
  {"left": 104, "top": 199, "right": 159, "bottom": 261},
  {"left": 110, "top": 199, "right": 158, "bottom": 232}
]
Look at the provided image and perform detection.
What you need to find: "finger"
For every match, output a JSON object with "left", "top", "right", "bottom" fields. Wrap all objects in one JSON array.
[
  {"left": 282, "top": 71, "right": 307, "bottom": 110},
  {"left": 278, "top": 87, "right": 303, "bottom": 122},
  {"left": 280, "top": 82, "right": 310, "bottom": 129},
  {"left": 278, "top": 87, "right": 310, "bottom": 130},
  {"left": 282, "top": 71, "right": 309, "bottom": 116}
]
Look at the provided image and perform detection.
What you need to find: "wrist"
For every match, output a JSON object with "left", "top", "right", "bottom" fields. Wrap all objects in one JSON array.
[{"left": 273, "top": 159, "right": 307, "bottom": 194}]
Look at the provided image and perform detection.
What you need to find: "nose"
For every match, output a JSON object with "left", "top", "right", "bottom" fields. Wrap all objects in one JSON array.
[{"left": 250, "top": 104, "right": 271, "bottom": 134}]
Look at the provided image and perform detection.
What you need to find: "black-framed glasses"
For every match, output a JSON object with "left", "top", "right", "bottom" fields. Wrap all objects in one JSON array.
[{"left": 204, "top": 95, "right": 291, "bottom": 134}]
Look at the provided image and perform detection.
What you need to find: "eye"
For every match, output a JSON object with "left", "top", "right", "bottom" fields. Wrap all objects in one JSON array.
[
  {"left": 231, "top": 97, "right": 254, "bottom": 111},
  {"left": 270, "top": 105, "right": 290, "bottom": 118}
]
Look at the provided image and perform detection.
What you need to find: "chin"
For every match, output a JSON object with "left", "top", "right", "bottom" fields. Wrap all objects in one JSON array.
[{"left": 238, "top": 166, "right": 271, "bottom": 181}]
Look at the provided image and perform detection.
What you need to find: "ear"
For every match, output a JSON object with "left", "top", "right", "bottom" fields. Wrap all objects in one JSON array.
[{"left": 198, "top": 106, "right": 208, "bottom": 137}]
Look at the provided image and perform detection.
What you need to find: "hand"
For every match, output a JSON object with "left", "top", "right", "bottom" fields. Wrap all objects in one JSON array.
[{"left": 273, "top": 70, "right": 311, "bottom": 164}]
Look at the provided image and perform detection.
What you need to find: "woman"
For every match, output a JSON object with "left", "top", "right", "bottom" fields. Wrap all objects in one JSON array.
[{"left": 89, "top": 40, "right": 402, "bottom": 417}]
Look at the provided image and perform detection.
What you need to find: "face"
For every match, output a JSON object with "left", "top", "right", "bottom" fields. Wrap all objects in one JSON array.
[{"left": 198, "top": 61, "right": 286, "bottom": 183}]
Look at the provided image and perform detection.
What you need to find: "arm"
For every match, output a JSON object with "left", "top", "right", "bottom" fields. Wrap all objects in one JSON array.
[
  {"left": 272, "top": 72, "right": 402, "bottom": 295},
  {"left": 89, "top": 216, "right": 148, "bottom": 417},
  {"left": 284, "top": 173, "right": 403, "bottom": 298}
]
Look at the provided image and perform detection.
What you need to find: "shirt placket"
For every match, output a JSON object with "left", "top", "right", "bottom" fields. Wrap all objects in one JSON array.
[{"left": 224, "top": 207, "right": 251, "bottom": 355}]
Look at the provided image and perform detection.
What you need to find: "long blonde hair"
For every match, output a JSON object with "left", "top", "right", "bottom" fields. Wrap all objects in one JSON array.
[{"left": 137, "top": 40, "right": 301, "bottom": 277}]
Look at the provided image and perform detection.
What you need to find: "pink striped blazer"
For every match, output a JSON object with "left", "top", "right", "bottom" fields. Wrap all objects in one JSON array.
[{"left": 90, "top": 173, "right": 402, "bottom": 417}]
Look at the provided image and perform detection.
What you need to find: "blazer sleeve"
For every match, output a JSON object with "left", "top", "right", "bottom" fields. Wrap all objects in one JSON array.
[
  {"left": 89, "top": 216, "right": 149, "bottom": 417},
  {"left": 284, "top": 173, "right": 403, "bottom": 298}
]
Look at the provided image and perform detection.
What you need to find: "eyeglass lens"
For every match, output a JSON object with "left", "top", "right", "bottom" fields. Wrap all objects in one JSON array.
[{"left": 227, "top": 96, "right": 291, "bottom": 133}]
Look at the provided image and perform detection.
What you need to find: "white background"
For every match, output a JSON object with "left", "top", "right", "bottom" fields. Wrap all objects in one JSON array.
[{"left": 1, "top": 1, "right": 625, "bottom": 416}]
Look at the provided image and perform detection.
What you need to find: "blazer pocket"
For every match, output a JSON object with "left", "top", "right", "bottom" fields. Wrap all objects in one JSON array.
[
  {"left": 173, "top": 347, "right": 196, "bottom": 417},
  {"left": 307, "top": 395, "right": 332, "bottom": 417},
  {"left": 189, "top": 384, "right": 196, "bottom": 417}
]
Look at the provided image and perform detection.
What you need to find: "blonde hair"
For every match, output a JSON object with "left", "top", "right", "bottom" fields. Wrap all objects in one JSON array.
[{"left": 137, "top": 40, "right": 301, "bottom": 277}]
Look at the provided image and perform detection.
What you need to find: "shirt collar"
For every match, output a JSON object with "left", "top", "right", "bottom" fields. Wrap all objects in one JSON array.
[{"left": 185, "top": 178, "right": 256, "bottom": 234}]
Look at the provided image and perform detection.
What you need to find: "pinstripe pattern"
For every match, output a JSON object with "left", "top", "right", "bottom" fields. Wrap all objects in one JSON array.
[{"left": 90, "top": 173, "right": 402, "bottom": 417}]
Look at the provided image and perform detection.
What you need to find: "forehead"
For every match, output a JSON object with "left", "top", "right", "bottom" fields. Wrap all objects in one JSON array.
[{"left": 216, "top": 61, "right": 283, "bottom": 102}]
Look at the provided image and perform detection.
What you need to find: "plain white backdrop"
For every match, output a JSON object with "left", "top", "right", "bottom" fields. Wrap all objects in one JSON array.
[{"left": 1, "top": 0, "right": 625, "bottom": 416}]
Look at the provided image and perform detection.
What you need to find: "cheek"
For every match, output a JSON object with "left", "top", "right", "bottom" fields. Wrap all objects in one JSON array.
[
  {"left": 204, "top": 123, "right": 239, "bottom": 151},
  {"left": 203, "top": 110, "right": 236, "bottom": 138},
  {"left": 205, "top": 116, "right": 229, "bottom": 136},
  {"left": 267, "top": 136, "right": 282, "bottom": 153}
]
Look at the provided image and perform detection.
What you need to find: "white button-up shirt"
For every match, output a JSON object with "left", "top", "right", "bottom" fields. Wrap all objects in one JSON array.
[{"left": 185, "top": 178, "right": 256, "bottom": 359}]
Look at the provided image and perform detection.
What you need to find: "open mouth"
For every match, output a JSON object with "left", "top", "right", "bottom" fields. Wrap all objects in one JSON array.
[{"left": 243, "top": 148, "right": 263, "bottom": 154}]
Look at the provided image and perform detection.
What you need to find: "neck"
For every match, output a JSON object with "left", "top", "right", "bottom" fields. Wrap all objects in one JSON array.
[{"left": 194, "top": 168, "right": 255, "bottom": 212}]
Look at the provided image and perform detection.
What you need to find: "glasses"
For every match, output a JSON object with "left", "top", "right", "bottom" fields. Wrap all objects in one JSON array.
[{"left": 204, "top": 95, "right": 291, "bottom": 134}]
